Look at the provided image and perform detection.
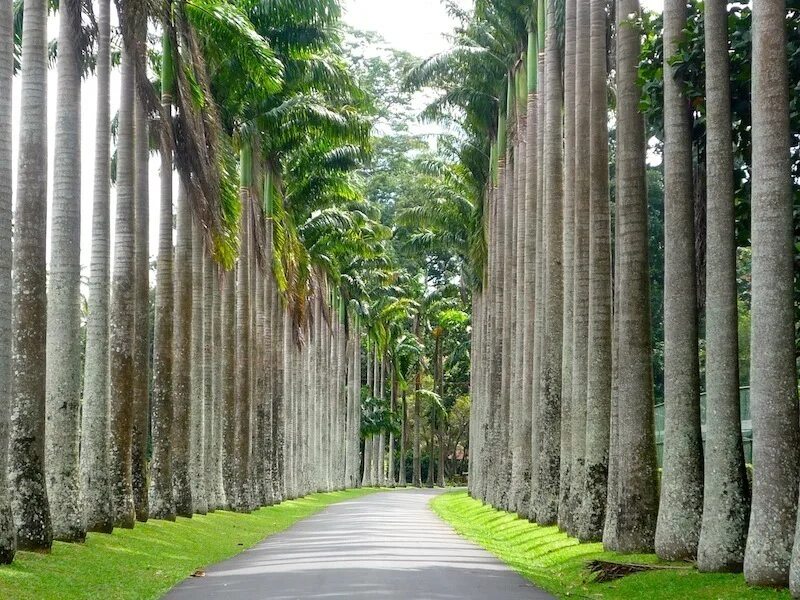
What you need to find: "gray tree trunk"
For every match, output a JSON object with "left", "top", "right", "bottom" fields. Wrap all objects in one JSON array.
[
  {"left": 0, "top": 0, "right": 16, "bottom": 561},
  {"left": 203, "top": 253, "right": 217, "bottom": 510},
  {"left": 233, "top": 193, "right": 252, "bottom": 511},
  {"left": 211, "top": 262, "right": 226, "bottom": 508},
  {"left": 388, "top": 364, "right": 397, "bottom": 486},
  {"left": 528, "top": 51, "right": 546, "bottom": 523},
  {"left": 149, "top": 111, "right": 175, "bottom": 521},
  {"left": 131, "top": 89, "right": 150, "bottom": 524},
  {"left": 655, "top": 0, "right": 704, "bottom": 562},
  {"left": 222, "top": 270, "right": 236, "bottom": 507},
  {"left": 748, "top": 0, "right": 800, "bottom": 589},
  {"left": 558, "top": 0, "right": 576, "bottom": 531},
  {"left": 578, "top": 0, "right": 612, "bottom": 543},
  {"left": 568, "top": 0, "right": 590, "bottom": 538},
  {"left": 80, "top": 0, "right": 113, "bottom": 534},
  {"left": 537, "top": 0, "right": 564, "bottom": 526},
  {"left": 190, "top": 221, "right": 207, "bottom": 515},
  {"left": 172, "top": 183, "right": 193, "bottom": 517},
  {"left": 10, "top": 0, "right": 52, "bottom": 551},
  {"left": 696, "top": 0, "right": 749, "bottom": 573},
  {"left": 510, "top": 69, "right": 529, "bottom": 514},
  {"left": 45, "top": 0, "right": 84, "bottom": 543},
  {"left": 607, "top": 0, "right": 659, "bottom": 553},
  {"left": 516, "top": 51, "right": 538, "bottom": 520},
  {"left": 399, "top": 389, "right": 407, "bottom": 486},
  {"left": 109, "top": 44, "right": 137, "bottom": 530},
  {"left": 413, "top": 367, "right": 422, "bottom": 487}
]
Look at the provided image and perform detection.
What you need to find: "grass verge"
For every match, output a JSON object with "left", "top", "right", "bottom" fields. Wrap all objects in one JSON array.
[
  {"left": 431, "top": 491, "right": 790, "bottom": 599},
  {"left": 0, "top": 488, "right": 380, "bottom": 600}
]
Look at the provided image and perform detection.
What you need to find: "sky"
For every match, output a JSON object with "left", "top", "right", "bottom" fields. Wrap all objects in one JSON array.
[
  {"left": 342, "top": 0, "right": 470, "bottom": 57},
  {"left": 13, "top": 0, "right": 665, "bottom": 276}
]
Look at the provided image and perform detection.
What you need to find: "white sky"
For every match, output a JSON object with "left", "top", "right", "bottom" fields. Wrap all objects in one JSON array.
[{"left": 12, "top": 0, "right": 664, "bottom": 278}]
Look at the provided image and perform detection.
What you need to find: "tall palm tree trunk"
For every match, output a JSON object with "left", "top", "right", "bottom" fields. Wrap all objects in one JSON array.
[
  {"left": 696, "top": 0, "right": 748, "bottom": 573},
  {"left": 578, "top": 0, "right": 612, "bottom": 543},
  {"left": 510, "top": 61, "right": 528, "bottom": 514},
  {"left": 0, "top": 0, "right": 16, "bottom": 561},
  {"left": 149, "top": 52, "right": 175, "bottom": 518},
  {"left": 222, "top": 270, "right": 236, "bottom": 506},
  {"left": 10, "top": 0, "right": 52, "bottom": 552},
  {"left": 81, "top": 0, "right": 113, "bottom": 533},
  {"left": 517, "top": 28, "right": 538, "bottom": 520},
  {"left": 388, "top": 364, "right": 397, "bottom": 486},
  {"left": 234, "top": 148, "right": 253, "bottom": 511},
  {"left": 378, "top": 356, "right": 386, "bottom": 486},
  {"left": 485, "top": 100, "right": 506, "bottom": 507},
  {"left": 132, "top": 88, "right": 150, "bottom": 524},
  {"left": 172, "top": 183, "right": 193, "bottom": 517},
  {"left": 109, "top": 43, "right": 137, "bottom": 530},
  {"left": 529, "top": 30, "right": 546, "bottom": 522},
  {"left": 399, "top": 389, "right": 407, "bottom": 486},
  {"left": 747, "top": 0, "right": 800, "bottom": 588},
  {"left": 568, "top": 0, "right": 591, "bottom": 537},
  {"left": 558, "top": 0, "right": 576, "bottom": 531},
  {"left": 212, "top": 262, "right": 226, "bottom": 507},
  {"left": 190, "top": 221, "right": 207, "bottom": 515},
  {"left": 203, "top": 253, "right": 217, "bottom": 510},
  {"left": 607, "top": 0, "right": 658, "bottom": 553},
  {"left": 537, "top": 0, "right": 564, "bottom": 526},
  {"left": 252, "top": 261, "right": 266, "bottom": 505},
  {"left": 656, "top": 0, "right": 703, "bottom": 562},
  {"left": 45, "top": 0, "right": 84, "bottom": 543},
  {"left": 413, "top": 363, "right": 422, "bottom": 487},
  {"left": 270, "top": 284, "right": 285, "bottom": 501}
]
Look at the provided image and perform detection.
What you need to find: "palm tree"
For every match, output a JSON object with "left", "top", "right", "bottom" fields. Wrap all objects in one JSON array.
[
  {"left": 45, "top": 0, "right": 83, "bottom": 543},
  {"left": 578, "top": 0, "right": 611, "bottom": 544},
  {"left": 173, "top": 183, "right": 194, "bottom": 517},
  {"left": 222, "top": 267, "right": 236, "bottom": 506},
  {"left": 696, "top": 0, "right": 749, "bottom": 573},
  {"left": 510, "top": 59, "right": 529, "bottom": 514},
  {"left": 149, "top": 29, "right": 176, "bottom": 522},
  {"left": 9, "top": 0, "right": 52, "bottom": 551},
  {"left": 211, "top": 260, "right": 227, "bottom": 508},
  {"left": 558, "top": 0, "right": 576, "bottom": 531},
  {"left": 655, "top": 0, "right": 703, "bottom": 562},
  {"left": 747, "top": 0, "right": 800, "bottom": 588},
  {"left": 109, "top": 42, "right": 137, "bottom": 529},
  {"left": 517, "top": 22, "right": 538, "bottom": 520},
  {"left": 529, "top": 13, "right": 546, "bottom": 523},
  {"left": 203, "top": 252, "right": 218, "bottom": 510},
  {"left": 190, "top": 220, "right": 207, "bottom": 515},
  {"left": 81, "top": 0, "right": 114, "bottom": 534},
  {"left": 536, "top": 0, "right": 564, "bottom": 526},
  {"left": 233, "top": 142, "right": 253, "bottom": 511},
  {"left": 132, "top": 90, "right": 150, "bottom": 524},
  {"left": 413, "top": 350, "right": 422, "bottom": 487},
  {"left": 606, "top": 0, "right": 658, "bottom": 553},
  {"left": 568, "top": 0, "right": 590, "bottom": 536},
  {"left": 0, "top": 0, "right": 15, "bottom": 562}
]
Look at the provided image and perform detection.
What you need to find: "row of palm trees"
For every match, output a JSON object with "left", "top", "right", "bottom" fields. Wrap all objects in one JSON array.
[
  {"left": 0, "top": 0, "right": 391, "bottom": 564},
  {"left": 414, "top": 0, "right": 799, "bottom": 592}
]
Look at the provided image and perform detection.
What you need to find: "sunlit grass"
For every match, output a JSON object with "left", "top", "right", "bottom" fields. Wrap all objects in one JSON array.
[
  {"left": 432, "top": 491, "right": 791, "bottom": 599},
  {"left": 0, "top": 488, "right": 380, "bottom": 600}
]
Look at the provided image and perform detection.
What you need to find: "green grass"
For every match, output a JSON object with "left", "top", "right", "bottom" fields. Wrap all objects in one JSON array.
[
  {"left": 0, "top": 488, "right": 380, "bottom": 600},
  {"left": 432, "top": 491, "right": 791, "bottom": 600}
]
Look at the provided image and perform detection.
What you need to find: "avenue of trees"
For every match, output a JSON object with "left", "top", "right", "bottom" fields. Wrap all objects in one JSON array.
[
  {"left": 0, "top": 0, "right": 479, "bottom": 567},
  {"left": 406, "top": 0, "right": 800, "bottom": 594},
  {"left": 0, "top": 0, "right": 391, "bottom": 562}
]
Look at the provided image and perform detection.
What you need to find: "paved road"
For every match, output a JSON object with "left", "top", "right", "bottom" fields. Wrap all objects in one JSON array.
[{"left": 165, "top": 488, "right": 553, "bottom": 599}]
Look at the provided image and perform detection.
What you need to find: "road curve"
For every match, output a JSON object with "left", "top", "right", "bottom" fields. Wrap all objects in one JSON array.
[{"left": 164, "top": 488, "right": 553, "bottom": 599}]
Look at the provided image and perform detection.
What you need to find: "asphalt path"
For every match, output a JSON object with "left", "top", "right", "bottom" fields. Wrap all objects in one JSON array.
[{"left": 164, "top": 488, "right": 554, "bottom": 599}]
